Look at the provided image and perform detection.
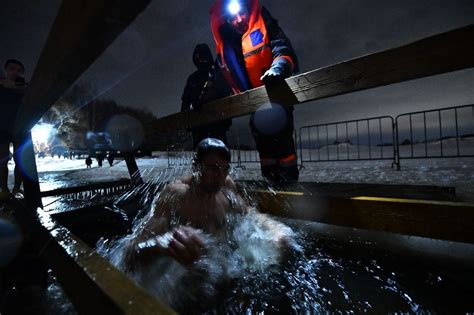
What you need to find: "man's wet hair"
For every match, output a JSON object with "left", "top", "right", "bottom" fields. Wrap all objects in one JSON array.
[
  {"left": 194, "top": 138, "right": 231, "bottom": 163},
  {"left": 4, "top": 59, "right": 25, "bottom": 71}
]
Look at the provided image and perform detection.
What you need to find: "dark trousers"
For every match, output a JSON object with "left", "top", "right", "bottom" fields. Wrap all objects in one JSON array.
[{"left": 250, "top": 109, "right": 299, "bottom": 185}]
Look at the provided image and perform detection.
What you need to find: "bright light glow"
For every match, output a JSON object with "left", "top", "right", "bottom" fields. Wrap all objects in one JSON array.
[
  {"left": 227, "top": 1, "right": 241, "bottom": 15},
  {"left": 31, "top": 123, "right": 55, "bottom": 152}
]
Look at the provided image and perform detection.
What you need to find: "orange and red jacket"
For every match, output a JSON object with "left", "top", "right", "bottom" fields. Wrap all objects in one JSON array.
[{"left": 210, "top": 0, "right": 298, "bottom": 94}]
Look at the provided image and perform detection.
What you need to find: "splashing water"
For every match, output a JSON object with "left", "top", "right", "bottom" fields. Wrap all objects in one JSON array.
[{"left": 92, "top": 161, "right": 472, "bottom": 313}]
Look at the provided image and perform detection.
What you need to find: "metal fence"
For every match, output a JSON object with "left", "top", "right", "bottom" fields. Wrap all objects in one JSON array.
[
  {"left": 230, "top": 129, "right": 299, "bottom": 168},
  {"left": 298, "top": 104, "right": 474, "bottom": 170},
  {"left": 299, "top": 116, "right": 396, "bottom": 167},
  {"left": 166, "top": 104, "right": 474, "bottom": 170},
  {"left": 394, "top": 104, "right": 474, "bottom": 169}
]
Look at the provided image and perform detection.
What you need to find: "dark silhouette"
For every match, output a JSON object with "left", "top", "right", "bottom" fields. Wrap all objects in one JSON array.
[
  {"left": 96, "top": 153, "right": 104, "bottom": 168},
  {"left": 181, "top": 43, "right": 232, "bottom": 149},
  {"left": 85, "top": 156, "right": 92, "bottom": 168},
  {"left": 0, "top": 59, "right": 29, "bottom": 197},
  {"left": 107, "top": 153, "right": 114, "bottom": 167}
]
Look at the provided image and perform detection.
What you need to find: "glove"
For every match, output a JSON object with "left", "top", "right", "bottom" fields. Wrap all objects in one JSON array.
[
  {"left": 260, "top": 57, "right": 293, "bottom": 83},
  {"left": 260, "top": 66, "right": 284, "bottom": 82}
]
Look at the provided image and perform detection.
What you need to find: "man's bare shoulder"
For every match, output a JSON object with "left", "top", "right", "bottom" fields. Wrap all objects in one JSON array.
[
  {"left": 164, "top": 176, "right": 193, "bottom": 196},
  {"left": 224, "top": 176, "right": 237, "bottom": 191}
]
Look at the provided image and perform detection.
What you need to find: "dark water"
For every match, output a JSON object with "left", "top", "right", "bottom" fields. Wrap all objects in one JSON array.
[
  {"left": 194, "top": 231, "right": 474, "bottom": 314},
  {"left": 39, "top": 166, "right": 474, "bottom": 314}
]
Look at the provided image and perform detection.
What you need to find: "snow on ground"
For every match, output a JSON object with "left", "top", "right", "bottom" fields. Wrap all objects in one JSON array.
[{"left": 6, "top": 153, "right": 474, "bottom": 202}]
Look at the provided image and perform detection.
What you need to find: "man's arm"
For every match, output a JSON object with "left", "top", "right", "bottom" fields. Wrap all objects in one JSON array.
[
  {"left": 123, "top": 183, "right": 177, "bottom": 270},
  {"left": 123, "top": 181, "right": 207, "bottom": 270},
  {"left": 260, "top": 7, "right": 299, "bottom": 81}
]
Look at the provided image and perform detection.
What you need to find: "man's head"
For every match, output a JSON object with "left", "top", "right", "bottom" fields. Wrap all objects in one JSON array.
[
  {"left": 193, "top": 44, "right": 214, "bottom": 69},
  {"left": 193, "top": 138, "right": 231, "bottom": 193},
  {"left": 223, "top": 0, "right": 250, "bottom": 34},
  {"left": 4, "top": 59, "right": 25, "bottom": 82}
]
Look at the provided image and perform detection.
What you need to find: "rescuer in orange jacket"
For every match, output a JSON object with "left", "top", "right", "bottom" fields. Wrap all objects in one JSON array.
[{"left": 210, "top": 0, "right": 300, "bottom": 184}]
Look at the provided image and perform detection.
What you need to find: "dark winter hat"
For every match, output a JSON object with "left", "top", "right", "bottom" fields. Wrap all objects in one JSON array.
[
  {"left": 4, "top": 59, "right": 25, "bottom": 71},
  {"left": 193, "top": 43, "right": 214, "bottom": 67},
  {"left": 194, "top": 138, "right": 231, "bottom": 163}
]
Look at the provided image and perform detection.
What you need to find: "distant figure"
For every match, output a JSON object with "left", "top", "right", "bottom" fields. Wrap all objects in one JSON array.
[
  {"left": 85, "top": 156, "right": 92, "bottom": 168},
  {"left": 96, "top": 153, "right": 104, "bottom": 168},
  {"left": 0, "top": 59, "right": 29, "bottom": 198},
  {"left": 181, "top": 43, "right": 232, "bottom": 149},
  {"left": 107, "top": 153, "right": 114, "bottom": 167},
  {"left": 210, "top": 0, "right": 300, "bottom": 185}
]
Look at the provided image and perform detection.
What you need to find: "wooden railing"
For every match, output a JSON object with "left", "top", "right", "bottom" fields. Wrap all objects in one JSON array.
[{"left": 150, "top": 24, "right": 474, "bottom": 132}]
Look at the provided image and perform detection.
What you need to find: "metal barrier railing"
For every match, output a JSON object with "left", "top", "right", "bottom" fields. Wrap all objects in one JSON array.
[
  {"left": 166, "top": 132, "right": 193, "bottom": 167},
  {"left": 394, "top": 104, "right": 474, "bottom": 169},
  {"left": 299, "top": 116, "right": 396, "bottom": 167},
  {"left": 230, "top": 129, "right": 299, "bottom": 168},
  {"left": 298, "top": 104, "right": 474, "bottom": 170}
]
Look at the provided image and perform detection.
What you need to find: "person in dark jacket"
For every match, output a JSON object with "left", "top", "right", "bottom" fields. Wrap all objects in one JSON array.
[
  {"left": 181, "top": 43, "right": 232, "bottom": 149},
  {"left": 210, "top": 0, "right": 299, "bottom": 185},
  {"left": 107, "top": 153, "right": 114, "bottom": 167},
  {"left": 85, "top": 156, "right": 92, "bottom": 168},
  {"left": 0, "top": 59, "right": 28, "bottom": 198}
]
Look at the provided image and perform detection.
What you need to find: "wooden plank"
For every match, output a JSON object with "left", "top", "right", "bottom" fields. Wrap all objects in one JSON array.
[
  {"left": 252, "top": 191, "right": 474, "bottom": 244},
  {"left": 14, "top": 0, "right": 152, "bottom": 135},
  {"left": 9, "top": 200, "right": 176, "bottom": 314},
  {"left": 237, "top": 180, "right": 457, "bottom": 201},
  {"left": 40, "top": 178, "right": 131, "bottom": 197},
  {"left": 151, "top": 24, "right": 474, "bottom": 132}
]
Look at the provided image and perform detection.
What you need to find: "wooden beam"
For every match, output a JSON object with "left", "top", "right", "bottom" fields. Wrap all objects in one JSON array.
[
  {"left": 14, "top": 0, "right": 152, "bottom": 135},
  {"left": 40, "top": 178, "right": 131, "bottom": 197},
  {"left": 238, "top": 180, "right": 457, "bottom": 201},
  {"left": 10, "top": 200, "right": 176, "bottom": 314},
  {"left": 252, "top": 191, "right": 474, "bottom": 245},
  {"left": 151, "top": 24, "right": 474, "bottom": 132}
]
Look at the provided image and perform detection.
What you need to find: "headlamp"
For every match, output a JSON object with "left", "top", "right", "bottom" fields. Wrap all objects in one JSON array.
[{"left": 227, "top": 0, "right": 241, "bottom": 16}]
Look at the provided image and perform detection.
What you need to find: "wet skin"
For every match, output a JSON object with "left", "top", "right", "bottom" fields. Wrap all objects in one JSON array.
[{"left": 125, "top": 153, "right": 246, "bottom": 268}]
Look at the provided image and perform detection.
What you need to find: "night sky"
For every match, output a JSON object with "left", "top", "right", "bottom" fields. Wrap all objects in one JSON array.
[{"left": 1, "top": 0, "right": 473, "bottom": 135}]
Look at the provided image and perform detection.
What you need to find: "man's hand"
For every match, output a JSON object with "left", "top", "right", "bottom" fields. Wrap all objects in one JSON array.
[
  {"left": 167, "top": 226, "right": 206, "bottom": 266},
  {"left": 260, "top": 66, "right": 285, "bottom": 83},
  {"left": 260, "top": 56, "right": 293, "bottom": 83}
]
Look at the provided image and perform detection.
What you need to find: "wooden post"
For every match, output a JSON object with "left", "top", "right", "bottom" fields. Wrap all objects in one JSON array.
[
  {"left": 17, "top": 132, "right": 42, "bottom": 209},
  {"left": 124, "top": 153, "right": 143, "bottom": 186}
]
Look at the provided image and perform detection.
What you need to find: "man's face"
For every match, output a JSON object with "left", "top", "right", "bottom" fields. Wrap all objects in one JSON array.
[
  {"left": 4, "top": 63, "right": 24, "bottom": 81},
  {"left": 196, "top": 154, "right": 230, "bottom": 193},
  {"left": 227, "top": 10, "right": 250, "bottom": 34}
]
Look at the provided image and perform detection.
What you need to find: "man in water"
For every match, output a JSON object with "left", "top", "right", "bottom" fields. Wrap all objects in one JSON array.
[{"left": 124, "top": 138, "right": 293, "bottom": 269}]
